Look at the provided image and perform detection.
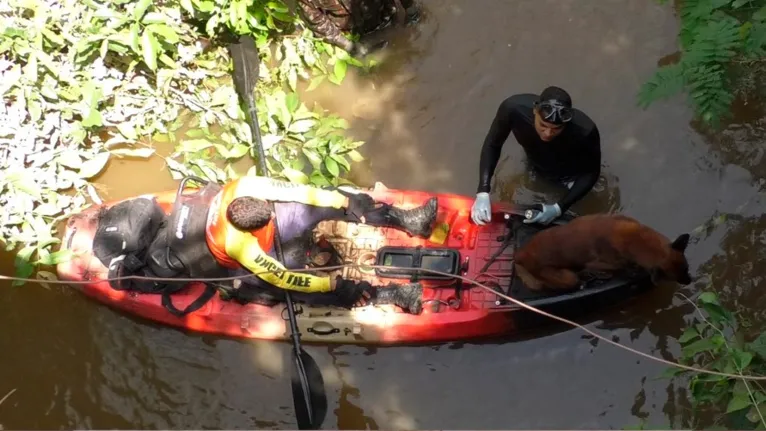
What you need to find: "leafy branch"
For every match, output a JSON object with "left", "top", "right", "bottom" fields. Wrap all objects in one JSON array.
[
  {"left": 1, "top": 0, "right": 371, "bottom": 283},
  {"left": 637, "top": 0, "right": 766, "bottom": 127}
]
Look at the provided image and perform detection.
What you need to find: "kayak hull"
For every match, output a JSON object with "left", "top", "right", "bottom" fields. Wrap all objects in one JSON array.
[{"left": 56, "top": 182, "right": 653, "bottom": 345}]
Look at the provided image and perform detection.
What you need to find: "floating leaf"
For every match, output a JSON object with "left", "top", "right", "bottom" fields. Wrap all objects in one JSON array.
[
  {"left": 78, "top": 152, "right": 111, "bottom": 179},
  {"left": 57, "top": 152, "right": 83, "bottom": 169},
  {"left": 181, "top": 139, "right": 215, "bottom": 152},
  {"left": 116, "top": 122, "right": 139, "bottom": 141},
  {"left": 110, "top": 147, "right": 156, "bottom": 158},
  {"left": 306, "top": 75, "right": 325, "bottom": 92}
]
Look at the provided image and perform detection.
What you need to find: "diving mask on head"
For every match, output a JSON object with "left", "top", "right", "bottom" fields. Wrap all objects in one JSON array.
[{"left": 534, "top": 99, "right": 573, "bottom": 125}]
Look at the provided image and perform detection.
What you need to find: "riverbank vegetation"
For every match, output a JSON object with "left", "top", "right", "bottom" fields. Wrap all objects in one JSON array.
[
  {"left": 638, "top": 0, "right": 766, "bottom": 128},
  {"left": 1, "top": 0, "right": 370, "bottom": 282},
  {"left": 643, "top": 291, "right": 766, "bottom": 429}
]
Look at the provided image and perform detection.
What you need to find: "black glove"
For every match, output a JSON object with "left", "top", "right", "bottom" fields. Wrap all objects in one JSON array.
[
  {"left": 335, "top": 189, "right": 377, "bottom": 221},
  {"left": 332, "top": 277, "right": 375, "bottom": 308}
]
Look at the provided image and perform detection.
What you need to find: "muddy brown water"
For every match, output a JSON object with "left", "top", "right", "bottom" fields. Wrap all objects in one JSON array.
[{"left": 3, "top": 0, "right": 766, "bottom": 428}]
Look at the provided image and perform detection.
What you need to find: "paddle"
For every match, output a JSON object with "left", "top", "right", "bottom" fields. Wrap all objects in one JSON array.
[{"left": 228, "top": 34, "right": 328, "bottom": 430}]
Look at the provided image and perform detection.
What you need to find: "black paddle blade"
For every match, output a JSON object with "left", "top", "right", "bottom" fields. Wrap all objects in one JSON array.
[
  {"left": 291, "top": 348, "right": 328, "bottom": 430},
  {"left": 228, "top": 34, "right": 261, "bottom": 106}
]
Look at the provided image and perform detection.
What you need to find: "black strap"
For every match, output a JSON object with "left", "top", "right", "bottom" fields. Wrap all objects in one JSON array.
[{"left": 161, "top": 283, "right": 218, "bottom": 317}]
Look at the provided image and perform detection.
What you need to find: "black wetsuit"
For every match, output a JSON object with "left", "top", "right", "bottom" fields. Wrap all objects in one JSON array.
[{"left": 476, "top": 93, "right": 601, "bottom": 213}]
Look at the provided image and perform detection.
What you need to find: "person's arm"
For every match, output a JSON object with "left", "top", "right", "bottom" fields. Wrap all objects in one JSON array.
[
  {"left": 556, "top": 127, "right": 602, "bottom": 213},
  {"left": 477, "top": 97, "right": 516, "bottom": 194},
  {"left": 225, "top": 226, "right": 333, "bottom": 293},
  {"left": 296, "top": 0, "right": 355, "bottom": 52},
  {"left": 237, "top": 176, "right": 348, "bottom": 209}
]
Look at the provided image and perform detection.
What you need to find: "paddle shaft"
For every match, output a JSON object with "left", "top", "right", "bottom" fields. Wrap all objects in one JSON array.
[{"left": 231, "top": 37, "right": 316, "bottom": 428}]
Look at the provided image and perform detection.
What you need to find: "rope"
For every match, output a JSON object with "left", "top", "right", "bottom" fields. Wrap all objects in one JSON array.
[{"left": 1, "top": 263, "right": 765, "bottom": 381}]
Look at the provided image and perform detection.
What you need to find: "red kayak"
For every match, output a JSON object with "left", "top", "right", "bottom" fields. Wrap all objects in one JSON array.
[{"left": 56, "top": 179, "right": 652, "bottom": 345}]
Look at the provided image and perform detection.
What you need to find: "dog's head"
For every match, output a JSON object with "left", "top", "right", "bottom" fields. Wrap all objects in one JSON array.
[{"left": 652, "top": 233, "right": 692, "bottom": 285}]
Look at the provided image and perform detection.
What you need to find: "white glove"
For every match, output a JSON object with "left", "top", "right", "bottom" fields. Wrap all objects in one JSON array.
[
  {"left": 471, "top": 192, "right": 492, "bottom": 225},
  {"left": 524, "top": 203, "right": 562, "bottom": 225}
]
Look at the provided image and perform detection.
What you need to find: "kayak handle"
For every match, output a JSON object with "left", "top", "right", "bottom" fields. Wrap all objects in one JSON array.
[{"left": 307, "top": 322, "right": 340, "bottom": 336}]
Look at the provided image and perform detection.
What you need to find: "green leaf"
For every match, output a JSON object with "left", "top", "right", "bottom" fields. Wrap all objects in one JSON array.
[
  {"left": 323, "top": 157, "right": 340, "bottom": 177},
  {"left": 11, "top": 175, "right": 42, "bottom": 200},
  {"left": 227, "top": 144, "right": 250, "bottom": 159},
  {"left": 733, "top": 349, "right": 754, "bottom": 370},
  {"left": 13, "top": 246, "right": 36, "bottom": 287},
  {"left": 110, "top": 147, "right": 156, "bottom": 158},
  {"left": 333, "top": 60, "right": 347, "bottom": 83},
  {"left": 78, "top": 152, "right": 111, "bottom": 179},
  {"left": 748, "top": 333, "right": 766, "bottom": 359},
  {"left": 181, "top": 139, "right": 215, "bottom": 152},
  {"left": 282, "top": 167, "right": 310, "bottom": 184},
  {"left": 310, "top": 170, "right": 331, "bottom": 186},
  {"left": 698, "top": 291, "right": 720, "bottom": 305},
  {"left": 116, "top": 122, "right": 139, "bottom": 141},
  {"left": 306, "top": 75, "right": 325, "bottom": 92},
  {"left": 677, "top": 325, "right": 701, "bottom": 344},
  {"left": 180, "top": 0, "right": 195, "bottom": 14},
  {"left": 728, "top": 394, "right": 753, "bottom": 414},
  {"left": 286, "top": 92, "right": 300, "bottom": 113},
  {"left": 681, "top": 337, "right": 718, "bottom": 357},
  {"left": 142, "top": 13, "right": 167, "bottom": 25},
  {"left": 57, "top": 152, "right": 83, "bottom": 169},
  {"left": 35, "top": 249, "right": 73, "bottom": 266},
  {"left": 288, "top": 119, "right": 316, "bottom": 134},
  {"left": 347, "top": 149, "right": 365, "bottom": 162},
  {"left": 133, "top": 0, "right": 153, "bottom": 20},
  {"left": 130, "top": 23, "right": 140, "bottom": 54},
  {"left": 331, "top": 153, "right": 350, "bottom": 171},
  {"left": 147, "top": 24, "right": 179, "bottom": 43},
  {"left": 659, "top": 366, "right": 685, "bottom": 379},
  {"left": 141, "top": 30, "right": 159, "bottom": 71}
]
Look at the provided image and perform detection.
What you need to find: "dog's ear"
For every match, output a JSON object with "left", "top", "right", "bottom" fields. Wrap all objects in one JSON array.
[{"left": 670, "top": 233, "right": 690, "bottom": 253}]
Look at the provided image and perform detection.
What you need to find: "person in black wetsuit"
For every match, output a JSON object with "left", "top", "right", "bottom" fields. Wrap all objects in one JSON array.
[{"left": 471, "top": 86, "right": 601, "bottom": 226}]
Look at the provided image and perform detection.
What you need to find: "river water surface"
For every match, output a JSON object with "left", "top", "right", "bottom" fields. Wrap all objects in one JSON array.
[{"left": 3, "top": 0, "right": 766, "bottom": 429}]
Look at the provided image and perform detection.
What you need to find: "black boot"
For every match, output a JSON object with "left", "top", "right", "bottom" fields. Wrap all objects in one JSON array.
[
  {"left": 373, "top": 282, "right": 423, "bottom": 314},
  {"left": 363, "top": 197, "right": 438, "bottom": 238}
]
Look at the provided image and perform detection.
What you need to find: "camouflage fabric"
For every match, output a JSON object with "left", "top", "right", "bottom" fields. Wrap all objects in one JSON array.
[{"left": 297, "top": 0, "right": 414, "bottom": 52}]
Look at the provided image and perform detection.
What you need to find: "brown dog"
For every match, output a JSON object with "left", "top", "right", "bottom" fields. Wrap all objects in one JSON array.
[{"left": 513, "top": 214, "right": 693, "bottom": 291}]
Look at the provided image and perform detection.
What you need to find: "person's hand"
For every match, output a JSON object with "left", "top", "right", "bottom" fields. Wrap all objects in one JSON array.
[
  {"left": 336, "top": 188, "right": 375, "bottom": 222},
  {"left": 332, "top": 276, "right": 374, "bottom": 308},
  {"left": 471, "top": 192, "right": 492, "bottom": 225},
  {"left": 523, "top": 203, "right": 562, "bottom": 225}
]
